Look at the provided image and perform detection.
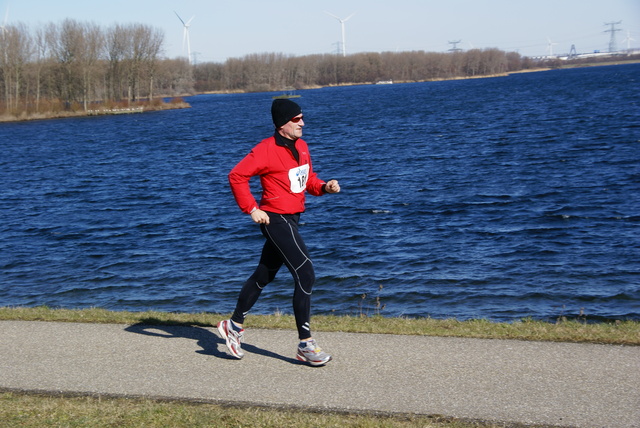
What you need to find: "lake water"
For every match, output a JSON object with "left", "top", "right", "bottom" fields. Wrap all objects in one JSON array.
[{"left": 1, "top": 63, "right": 638, "bottom": 322}]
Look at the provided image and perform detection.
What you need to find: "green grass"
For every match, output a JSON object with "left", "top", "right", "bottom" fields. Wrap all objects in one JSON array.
[
  {"left": 0, "top": 391, "right": 501, "bottom": 428},
  {"left": 1, "top": 306, "right": 638, "bottom": 427},
  {"left": 1, "top": 306, "right": 638, "bottom": 345}
]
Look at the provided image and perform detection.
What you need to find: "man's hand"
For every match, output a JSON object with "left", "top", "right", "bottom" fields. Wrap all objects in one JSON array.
[
  {"left": 325, "top": 179, "right": 341, "bottom": 194},
  {"left": 250, "top": 208, "right": 270, "bottom": 224}
]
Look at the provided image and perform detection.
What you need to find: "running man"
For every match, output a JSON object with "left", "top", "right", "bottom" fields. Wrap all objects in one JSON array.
[{"left": 217, "top": 98, "right": 341, "bottom": 366}]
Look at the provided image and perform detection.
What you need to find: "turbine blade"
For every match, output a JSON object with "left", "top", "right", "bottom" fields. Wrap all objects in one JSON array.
[
  {"left": 174, "top": 11, "right": 186, "bottom": 25},
  {"left": 324, "top": 11, "right": 340, "bottom": 21}
]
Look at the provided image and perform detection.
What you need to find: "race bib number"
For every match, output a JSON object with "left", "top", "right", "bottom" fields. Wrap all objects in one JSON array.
[{"left": 289, "top": 164, "right": 309, "bottom": 193}]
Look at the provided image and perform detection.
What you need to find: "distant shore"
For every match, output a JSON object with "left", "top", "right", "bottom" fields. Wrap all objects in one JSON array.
[
  {"left": 0, "top": 100, "right": 191, "bottom": 123},
  {"left": 3, "top": 59, "right": 638, "bottom": 123},
  {"left": 202, "top": 59, "right": 640, "bottom": 95}
]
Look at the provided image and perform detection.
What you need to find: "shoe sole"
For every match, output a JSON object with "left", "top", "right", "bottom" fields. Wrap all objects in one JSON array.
[
  {"left": 296, "top": 353, "right": 332, "bottom": 366},
  {"left": 217, "top": 322, "right": 243, "bottom": 359}
]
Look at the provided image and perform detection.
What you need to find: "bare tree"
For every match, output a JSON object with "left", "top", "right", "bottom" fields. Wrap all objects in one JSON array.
[
  {"left": 129, "top": 23, "right": 163, "bottom": 100},
  {"left": 0, "top": 23, "right": 32, "bottom": 111},
  {"left": 32, "top": 26, "right": 50, "bottom": 111},
  {"left": 48, "top": 19, "right": 86, "bottom": 108},
  {"left": 106, "top": 23, "right": 164, "bottom": 102},
  {"left": 81, "top": 22, "right": 104, "bottom": 109},
  {"left": 143, "top": 26, "right": 164, "bottom": 100},
  {"left": 106, "top": 24, "right": 129, "bottom": 101}
]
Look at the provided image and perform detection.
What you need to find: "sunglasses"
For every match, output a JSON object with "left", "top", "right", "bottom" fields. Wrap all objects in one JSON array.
[{"left": 290, "top": 115, "right": 304, "bottom": 123}]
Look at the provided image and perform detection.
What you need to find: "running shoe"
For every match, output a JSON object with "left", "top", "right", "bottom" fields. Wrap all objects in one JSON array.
[
  {"left": 217, "top": 319, "right": 244, "bottom": 359},
  {"left": 296, "top": 339, "right": 332, "bottom": 366}
]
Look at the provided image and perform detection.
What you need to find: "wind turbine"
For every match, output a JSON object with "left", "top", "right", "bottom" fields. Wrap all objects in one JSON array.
[
  {"left": 174, "top": 11, "right": 195, "bottom": 64},
  {"left": 325, "top": 11, "right": 355, "bottom": 57},
  {"left": 622, "top": 31, "right": 635, "bottom": 51},
  {"left": 1, "top": 5, "right": 9, "bottom": 37},
  {"left": 546, "top": 37, "right": 558, "bottom": 57}
]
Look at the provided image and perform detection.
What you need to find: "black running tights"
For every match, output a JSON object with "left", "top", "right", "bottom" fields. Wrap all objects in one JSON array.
[{"left": 231, "top": 212, "right": 315, "bottom": 340}]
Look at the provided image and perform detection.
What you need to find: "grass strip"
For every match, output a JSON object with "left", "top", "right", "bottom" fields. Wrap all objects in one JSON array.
[
  {"left": 1, "top": 306, "right": 638, "bottom": 345},
  {"left": 0, "top": 391, "right": 524, "bottom": 428}
]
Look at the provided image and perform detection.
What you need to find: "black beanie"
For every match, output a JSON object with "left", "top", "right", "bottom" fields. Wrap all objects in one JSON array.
[{"left": 271, "top": 99, "right": 302, "bottom": 128}]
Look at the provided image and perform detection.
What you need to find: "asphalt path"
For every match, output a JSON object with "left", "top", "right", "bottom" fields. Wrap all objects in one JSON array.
[{"left": 0, "top": 320, "right": 638, "bottom": 427}]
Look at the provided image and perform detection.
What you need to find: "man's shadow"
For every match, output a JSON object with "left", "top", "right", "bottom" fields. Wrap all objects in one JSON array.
[{"left": 124, "top": 320, "right": 301, "bottom": 364}]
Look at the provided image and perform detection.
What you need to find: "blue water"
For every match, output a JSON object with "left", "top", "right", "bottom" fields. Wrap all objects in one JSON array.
[{"left": 1, "top": 63, "right": 639, "bottom": 322}]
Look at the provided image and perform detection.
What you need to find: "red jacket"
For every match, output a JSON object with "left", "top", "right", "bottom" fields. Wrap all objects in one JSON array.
[{"left": 229, "top": 135, "right": 326, "bottom": 214}]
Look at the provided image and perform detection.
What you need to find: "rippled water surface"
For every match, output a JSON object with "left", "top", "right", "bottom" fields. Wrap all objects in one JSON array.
[{"left": 1, "top": 63, "right": 639, "bottom": 321}]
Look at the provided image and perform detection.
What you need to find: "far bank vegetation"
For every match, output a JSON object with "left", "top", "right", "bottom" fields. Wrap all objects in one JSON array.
[
  {"left": 0, "top": 20, "right": 190, "bottom": 121},
  {"left": 2, "top": 19, "right": 639, "bottom": 121}
]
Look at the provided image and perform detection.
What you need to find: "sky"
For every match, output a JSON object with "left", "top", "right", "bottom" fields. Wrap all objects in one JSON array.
[{"left": 2, "top": 0, "right": 639, "bottom": 63}]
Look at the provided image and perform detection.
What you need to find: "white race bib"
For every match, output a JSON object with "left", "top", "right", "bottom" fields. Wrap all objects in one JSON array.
[{"left": 289, "top": 164, "right": 309, "bottom": 193}]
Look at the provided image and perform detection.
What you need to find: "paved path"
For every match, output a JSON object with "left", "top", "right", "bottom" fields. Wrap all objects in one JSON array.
[{"left": 0, "top": 321, "right": 638, "bottom": 427}]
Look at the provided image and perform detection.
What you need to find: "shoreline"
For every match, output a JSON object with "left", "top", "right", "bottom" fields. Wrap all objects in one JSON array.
[
  {"left": 201, "top": 59, "right": 640, "bottom": 94},
  {"left": 2, "top": 60, "right": 637, "bottom": 122},
  {"left": 0, "top": 101, "right": 191, "bottom": 124}
]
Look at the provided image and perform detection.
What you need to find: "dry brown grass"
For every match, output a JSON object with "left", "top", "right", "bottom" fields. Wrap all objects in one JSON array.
[{"left": 0, "top": 99, "right": 190, "bottom": 122}]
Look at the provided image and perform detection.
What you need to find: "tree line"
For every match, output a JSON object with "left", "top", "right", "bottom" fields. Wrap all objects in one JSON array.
[
  {"left": 0, "top": 19, "right": 193, "bottom": 116},
  {"left": 190, "top": 49, "right": 533, "bottom": 94},
  {"left": 5, "top": 18, "right": 633, "bottom": 118}
]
